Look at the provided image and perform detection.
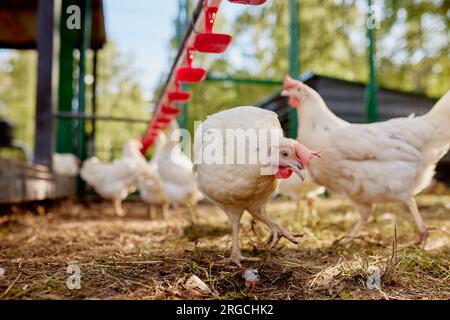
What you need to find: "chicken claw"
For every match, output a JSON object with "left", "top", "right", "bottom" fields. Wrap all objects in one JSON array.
[
  {"left": 413, "top": 227, "right": 436, "bottom": 249},
  {"left": 227, "top": 255, "right": 261, "bottom": 268},
  {"left": 266, "top": 225, "right": 304, "bottom": 248}
]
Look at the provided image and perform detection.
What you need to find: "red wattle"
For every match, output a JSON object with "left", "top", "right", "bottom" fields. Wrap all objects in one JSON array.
[
  {"left": 289, "top": 97, "right": 299, "bottom": 108},
  {"left": 275, "top": 166, "right": 293, "bottom": 179}
]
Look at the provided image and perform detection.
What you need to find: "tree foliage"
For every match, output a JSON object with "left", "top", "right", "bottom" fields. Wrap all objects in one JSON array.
[
  {"left": 0, "top": 1, "right": 448, "bottom": 160},
  {"left": 0, "top": 51, "right": 37, "bottom": 149},
  {"left": 183, "top": 0, "right": 449, "bottom": 131}
]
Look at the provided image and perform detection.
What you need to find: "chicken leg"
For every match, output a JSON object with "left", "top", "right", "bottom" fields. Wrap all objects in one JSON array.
[
  {"left": 187, "top": 201, "right": 198, "bottom": 225},
  {"left": 340, "top": 203, "right": 373, "bottom": 244},
  {"left": 161, "top": 202, "right": 170, "bottom": 220},
  {"left": 248, "top": 205, "right": 303, "bottom": 248},
  {"left": 294, "top": 198, "right": 302, "bottom": 223},
  {"left": 148, "top": 205, "right": 155, "bottom": 219},
  {"left": 114, "top": 199, "right": 125, "bottom": 217},
  {"left": 406, "top": 198, "right": 428, "bottom": 248},
  {"left": 224, "top": 207, "right": 260, "bottom": 266},
  {"left": 306, "top": 196, "right": 318, "bottom": 226}
]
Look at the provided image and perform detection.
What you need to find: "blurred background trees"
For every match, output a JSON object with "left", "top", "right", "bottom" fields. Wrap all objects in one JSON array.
[
  {"left": 186, "top": 0, "right": 449, "bottom": 131},
  {"left": 0, "top": 0, "right": 448, "bottom": 157}
]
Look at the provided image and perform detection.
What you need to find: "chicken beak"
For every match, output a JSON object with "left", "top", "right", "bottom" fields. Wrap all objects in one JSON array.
[{"left": 290, "top": 163, "right": 305, "bottom": 181}]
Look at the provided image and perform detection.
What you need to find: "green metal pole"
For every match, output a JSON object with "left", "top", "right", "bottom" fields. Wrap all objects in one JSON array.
[
  {"left": 364, "top": 0, "right": 378, "bottom": 123},
  {"left": 205, "top": 75, "right": 283, "bottom": 86},
  {"left": 288, "top": 0, "right": 299, "bottom": 139},
  {"left": 56, "top": 0, "right": 78, "bottom": 154},
  {"left": 76, "top": 0, "right": 92, "bottom": 160}
]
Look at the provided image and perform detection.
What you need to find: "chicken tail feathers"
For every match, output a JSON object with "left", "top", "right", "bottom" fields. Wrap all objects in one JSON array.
[{"left": 422, "top": 90, "right": 450, "bottom": 143}]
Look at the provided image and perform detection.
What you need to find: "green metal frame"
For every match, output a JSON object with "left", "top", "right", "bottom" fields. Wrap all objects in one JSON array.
[
  {"left": 205, "top": 75, "right": 282, "bottom": 86},
  {"left": 76, "top": 0, "right": 93, "bottom": 160},
  {"left": 288, "top": 0, "right": 300, "bottom": 139},
  {"left": 200, "top": 0, "right": 301, "bottom": 139},
  {"left": 173, "top": 0, "right": 378, "bottom": 138},
  {"left": 364, "top": 0, "right": 379, "bottom": 122},
  {"left": 56, "top": 0, "right": 78, "bottom": 153}
]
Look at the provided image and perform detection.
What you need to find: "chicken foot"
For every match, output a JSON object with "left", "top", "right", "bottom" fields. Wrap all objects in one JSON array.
[
  {"left": 406, "top": 198, "right": 429, "bottom": 249},
  {"left": 114, "top": 199, "right": 126, "bottom": 217},
  {"left": 249, "top": 206, "right": 303, "bottom": 248},
  {"left": 224, "top": 208, "right": 260, "bottom": 267}
]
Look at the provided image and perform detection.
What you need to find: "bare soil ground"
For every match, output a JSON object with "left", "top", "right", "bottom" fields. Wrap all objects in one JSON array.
[{"left": 0, "top": 186, "right": 449, "bottom": 300}]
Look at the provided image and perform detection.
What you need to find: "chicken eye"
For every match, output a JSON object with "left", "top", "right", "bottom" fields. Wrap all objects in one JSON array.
[{"left": 281, "top": 151, "right": 289, "bottom": 158}]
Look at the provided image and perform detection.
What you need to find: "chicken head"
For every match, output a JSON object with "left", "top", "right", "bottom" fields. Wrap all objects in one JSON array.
[
  {"left": 269, "top": 139, "right": 320, "bottom": 180},
  {"left": 281, "top": 75, "right": 307, "bottom": 108}
]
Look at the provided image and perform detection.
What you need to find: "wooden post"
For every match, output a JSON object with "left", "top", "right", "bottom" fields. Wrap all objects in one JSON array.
[{"left": 34, "top": 0, "right": 61, "bottom": 168}]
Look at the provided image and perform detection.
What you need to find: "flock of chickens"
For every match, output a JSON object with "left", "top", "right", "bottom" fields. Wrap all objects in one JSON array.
[
  {"left": 80, "top": 122, "right": 203, "bottom": 220},
  {"left": 55, "top": 77, "right": 450, "bottom": 266}
]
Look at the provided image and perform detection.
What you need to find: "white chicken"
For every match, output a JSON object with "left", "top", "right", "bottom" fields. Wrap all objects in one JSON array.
[
  {"left": 138, "top": 135, "right": 168, "bottom": 219},
  {"left": 193, "top": 106, "right": 319, "bottom": 265},
  {"left": 52, "top": 153, "right": 80, "bottom": 177},
  {"left": 157, "top": 123, "right": 203, "bottom": 222},
  {"left": 277, "top": 171, "right": 326, "bottom": 223},
  {"left": 281, "top": 76, "right": 450, "bottom": 247},
  {"left": 80, "top": 139, "right": 151, "bottom": 217}
]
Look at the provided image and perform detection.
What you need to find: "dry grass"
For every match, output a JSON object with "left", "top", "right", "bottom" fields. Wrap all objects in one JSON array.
[{"left": 0, "top": 186, "right": 449, "bottom": 300}]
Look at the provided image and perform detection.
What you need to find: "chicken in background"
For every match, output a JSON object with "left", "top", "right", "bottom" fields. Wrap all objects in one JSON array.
[
  {"left": 53, "top": 153, "right": 80, "bottom": 177},
  {"left": 138, "top": 135, "right": 168, "bottom": 219},
  {"left": 157, "top": 122, "right": 203, "bottom": 223},
  {"left": 277, "top": 171, "right": 326, "bottom": 224},
  {"left": 282, "top": 76, "right": 450, "bottom": 247},
  {"left": 193, "top": 106, "right": 319, "bottom": 266},
  {"left": 80, "top": 139, "right": 152, "bottom": 217}
]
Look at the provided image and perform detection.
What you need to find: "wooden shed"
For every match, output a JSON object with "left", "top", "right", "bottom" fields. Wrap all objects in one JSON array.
[
  {"left": 0, "top": 0, "right": 106, "bottom": 50},
  {"left": 0, "top": 0, "right": 107, "bottom": 203}
]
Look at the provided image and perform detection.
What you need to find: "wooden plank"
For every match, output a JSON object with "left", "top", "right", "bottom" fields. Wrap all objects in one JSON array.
[{"left": 0, "top": 158, "right": 76, "bottom": 204}]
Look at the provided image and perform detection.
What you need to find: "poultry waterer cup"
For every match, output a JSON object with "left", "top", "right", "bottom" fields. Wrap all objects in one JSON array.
[
  {"left": 160, "top": 105, "right": 182, "bottom": 117},
  {"left": 193, "top": 6, "right": 232, "bottom": 54},
  {"left": 156, "top": 116, "right": 172, "bottom": 124},
  {"left": 167, "top": 81, "right": 192, "bottom": 103},
  {"left": 176, "top": 48, "right": 207, "bottom": 83},
  {"left": 227, "top": 0, "right": 267, "bottom": 5}
]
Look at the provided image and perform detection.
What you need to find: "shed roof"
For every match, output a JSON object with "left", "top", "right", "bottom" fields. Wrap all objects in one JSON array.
[{"left": 0, "top": 0, "right": 106, "bottom": 49}]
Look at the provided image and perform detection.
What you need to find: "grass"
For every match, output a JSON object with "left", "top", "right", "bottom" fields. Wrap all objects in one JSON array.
[{"left": 0, "top": 185, "right": 449, "bottom": 300}]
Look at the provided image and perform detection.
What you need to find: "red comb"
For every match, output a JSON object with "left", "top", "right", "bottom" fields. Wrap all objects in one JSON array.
[
  {"left": 294, "top": 143, "right": 320, "bottom": 167},
  {"left": 283, "top": 75, "right": 300, "bottom": 90}
]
